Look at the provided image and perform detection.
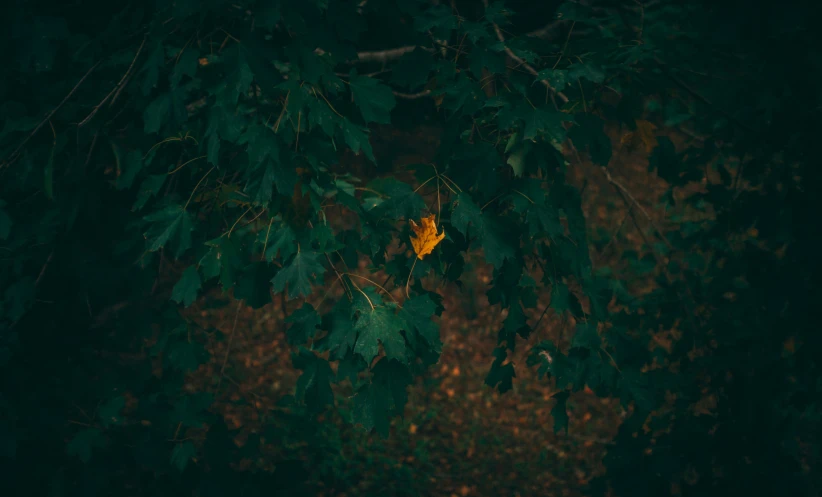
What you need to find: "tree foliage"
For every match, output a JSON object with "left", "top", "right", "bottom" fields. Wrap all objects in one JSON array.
[{"left": 1, "top": 0, "right": 820, "bottom": 495}]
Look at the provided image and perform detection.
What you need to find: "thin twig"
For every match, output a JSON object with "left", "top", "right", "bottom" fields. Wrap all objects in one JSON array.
[
  {"left": 353, "top": 46, "right": 426, "bottom": 63},
  {"left": 482, "top": 0, "right": 569, "bottom": 104},
  {"left": 227, "top": 206, "right": 253, "bottom": 238},
  {"left": 654, "top": 57, "right": 755, "bottom": 134},
  {"left": 405, "top": 258, "right": 418, "bottom": 299},
  {"left": 167, "top": 155, "right": 206, "bottom": 175},
  {"left": 600, "top": 167, "right": 672, "bottom": 250},
  {"left": 216, "top": 301, "right": 242, "bottom": 395},
  {"left": 344, "top": 273, "right": 399, "bottom": 304},
  {"left": 184, "top": 166, "right": 215, "bottom": 210},
  {"left": 596, "top": 210, "right": 630, "bottom": 263},
  {"left": 79, "top": 37, "right": 147, "bottom": 126},
  {"left": 261, "top": 217, "right": 275, "bottom": 261},
  {"left": 324, "top": 253, "right": 352, "bottom": 300},
  {"left": 393, "top": 89, "right": 433, "bottom": 99},
  {"left": 3, "top": 60, "right": 102, "bottom": 168},
  {"left": 35, "top": 250, "right": 55, "bottom": 287}
]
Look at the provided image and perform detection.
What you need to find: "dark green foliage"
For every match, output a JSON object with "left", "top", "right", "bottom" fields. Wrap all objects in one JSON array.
[{"left": 1, "top": 0, "right": 820, "bottom": 496}]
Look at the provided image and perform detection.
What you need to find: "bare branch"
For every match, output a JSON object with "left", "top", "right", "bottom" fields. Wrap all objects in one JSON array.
[
  {"left": 355, "top": 46, "right": 420, "bottom": 63},
  {"left": 600, "top": 166, "right": 673, "bottom": 250},
  {"left": 526, "top": 21, "right": 569, "bottom": 39},
  {"left": 393, "top": 89, "right": 432, "bottom": 99},
  {"left": 2, "top": 60, "right": 102, "bottom": 169},
  {"left": 79, "top": 37, "right": 147, "bottom": 127}
]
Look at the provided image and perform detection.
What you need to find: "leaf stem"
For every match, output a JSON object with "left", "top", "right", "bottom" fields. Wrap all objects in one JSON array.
[
  {"left": 344, "top": 273, "right": 399, "bottom": 305},
  {"left": 405, "top": 257, "right": 418, "bottom": 299},
  {"left": 184, "top": 166, "right": 215, "bottom": 209},
  {"left": 261, "top": 217, "right": 274, "bottom": 261},
  {"left": 167, "top": 155, "right": 206, "bottom": 175}
]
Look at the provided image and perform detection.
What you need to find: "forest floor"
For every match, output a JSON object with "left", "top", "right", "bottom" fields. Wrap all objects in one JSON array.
[{"left": 182, "top": 122, "right": 685, "bottom": 497}]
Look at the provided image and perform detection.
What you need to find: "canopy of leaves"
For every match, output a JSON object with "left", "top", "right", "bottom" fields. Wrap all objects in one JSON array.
[{"left": 1, "top": 0, "right": 820, "bottom": 496}]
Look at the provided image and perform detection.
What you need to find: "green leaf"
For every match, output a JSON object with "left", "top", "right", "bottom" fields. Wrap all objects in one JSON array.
[
  {"left": 143, "top": 93, "right": 171, "bottom": 134},
  {"left": 264, "top": 223, "right": 297, "bottom": 262},
  {"left": 477, "top": 222, "right": 515, "bottom": 268},
  {"left": 171, "top": 48, "right": 199, "bottom": 87},
  {"left": 171, "top": 392, "right": 214, "bottom": 428},
  {"left": 551, "top": 390, "right": 570, "bottom": 433},
  {"left": 143, "top": 205, "right": 194, "bottom": 257},
  {"left": 166, "top": 338, "right": 207, "bottom": 372},
  {"left": 451, "top": 193, "right": 516, "bottom": 267},
  {"left": 390, "top": 48, "right": 434, "bottom": 90},
  {"left": 293, "top": 348, "right": 334, "bottom": 413},
  {"left": 336, "top": 353, "right": 366, "bottom": 384},
  {"left": 527, "top": 205, "right": 564, "bottom": 240},
  {"left": 200, "top": 236, "right": 243, "bottom": 291},
  {"left": 550, "top": 282, "right": 571, "bottom": 313},
  {"left": 98, "top": 396, "right": 125, "bottom": 427},
  {"left": 170, "top": 441, "right": 196, "bottom": 472},
  {"left": 323, "top": 299, "right": 358, "bottom": 358},
  {"left": 354, "top": 306, "right": 407, "bottom": 364},
  {"left": 311, "top": 223, "right": 344, "bottom": 253},
  {"left": 271, "top": 251, "right": 326, "bottom": 300},
  {"left": 348, "top": 71, "right": 396, "bottom": 124},
  {"left": 171, "top": 266, "right": 201, "bottom": 307},
  {"left": 398, "top": 295, "right": 441, "bottom": 351},
  {"left": 240, "top": 124, "right": 295, "bottom": 200},
  {"left": 340, "top": 119, "right": 375, "bottom": 162},
  {"left": 485, "top": 347, "right": 515, "bottom": 393},
  {"left": 620, "top": 370, "right": 660, "bottom": 413},
  {"left": 535, "top": 69, "right": 569, "bottom": 92},
  {"left": 469, "top": 47, "right": 506, "bottom": 79},
  {"left": 352, "top": 382, "right": 388, "bottom": 436},
  {"left": 571, "top": 321, "right": 601, "bottom": 349},
  {"left": 241, "top": 124, "right": 279, "bottom": 166},
  {"left": 286, "top": 303, "right": 321, "bottom": 345},
  {"left": 523, "top": 107, "right": 570, "bottom": 142},
  {"left": 132, "top": 174, "right": 166, "bottom": 211},
  {"left": 140, "top": 41, "right": 165, "bottom": 96},
  {"left": 451, "top": 192, "right": 483, "bottom": 235},
  {"left": 569, "top": 114, "right": 611, "bottom": 166},
  {"left": 568, "top": 62, "right": 605, "bottom": 83},
  {"left": 649, "top": 136, "right": 681, "bottom": 183},
  {"left": 367, "top": 177, "right": 426, "bottom": 220},
  {"left": 352, "top": 359, "right": 412, "bottom": 437},
  {"left": 66, "top": 428, "right": 105, "bottom": 463},
  {"left": 2, "top": 277, "right": 35, "bottom": 323},
  {"left": 506, "top": 143, "right": 528, "bottom": 177},
  {"left": 214, "top": 44, "right": 254, "bottom": 107},
  {"left": 234, "top": 262, "right": 275, "bottom": 308}
]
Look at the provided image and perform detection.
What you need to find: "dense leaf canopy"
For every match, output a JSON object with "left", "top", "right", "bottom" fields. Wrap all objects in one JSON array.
[{"left": 1, "top": 0, "right": 821, "bottom": 495}]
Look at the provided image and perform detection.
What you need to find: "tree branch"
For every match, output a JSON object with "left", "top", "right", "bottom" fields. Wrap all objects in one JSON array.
[
  {"left": 2, "top": 60, "right": 102, "bottom": 169},
  {"left": 393, "top": 89, "right": 433, "bottom": 99},
  {"left": 600, "top": 166, "right": 672, "bottom": 250},
  {"left": 482, "top": 0, "right": 569, "bottom": 104},
  {"left": 356, "top": 46, "right": 414, "bottom": 63}
]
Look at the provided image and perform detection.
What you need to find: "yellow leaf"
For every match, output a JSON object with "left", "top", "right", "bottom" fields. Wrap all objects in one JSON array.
[{"left": 409, "top": 214, "right": 445, "bottom": 260}]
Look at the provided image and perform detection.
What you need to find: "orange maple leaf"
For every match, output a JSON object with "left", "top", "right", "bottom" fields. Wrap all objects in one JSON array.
[{"left": 409, "top": 215, "right": 445, "bottom": 260}]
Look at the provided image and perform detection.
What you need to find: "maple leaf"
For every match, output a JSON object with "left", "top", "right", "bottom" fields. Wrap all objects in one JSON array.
[{"left": 409, "top": 215, "right": 445, "bottom": 260}]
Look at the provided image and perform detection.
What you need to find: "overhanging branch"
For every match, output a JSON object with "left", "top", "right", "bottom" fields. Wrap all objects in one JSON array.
[{"left": 483, "top": 0, "right": 570, "bottom": 104}]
